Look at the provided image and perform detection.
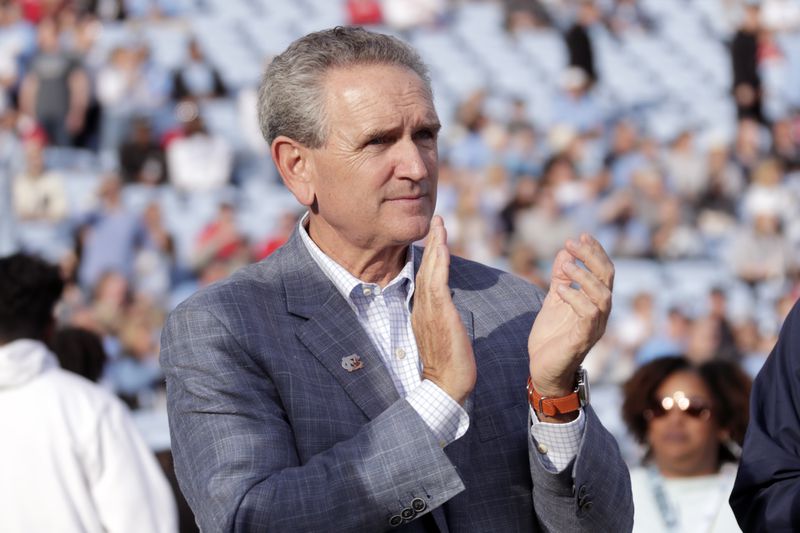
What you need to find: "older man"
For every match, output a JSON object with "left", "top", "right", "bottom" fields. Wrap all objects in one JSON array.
[{"left": 161, "top": 27, "right": 632, "bottom": 532}]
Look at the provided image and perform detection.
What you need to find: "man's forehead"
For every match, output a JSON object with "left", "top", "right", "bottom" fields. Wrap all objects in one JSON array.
[{"left": 323, "top": 63, "right": 434, "bottom": 105}]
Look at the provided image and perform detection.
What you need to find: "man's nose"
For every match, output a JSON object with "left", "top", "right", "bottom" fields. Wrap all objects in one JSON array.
[{"left": 394, "top": 139, "right": 429, "bottom": 181}]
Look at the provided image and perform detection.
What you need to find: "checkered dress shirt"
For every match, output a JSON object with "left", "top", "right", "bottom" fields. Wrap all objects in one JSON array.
[{"left": 299, "top": 216, "right": 583, "bottom": 471}]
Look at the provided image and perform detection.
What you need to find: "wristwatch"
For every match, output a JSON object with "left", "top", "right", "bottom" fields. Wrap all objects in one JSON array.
[{"left": 527, "top": 367, "right": 590, "bottom": 417}]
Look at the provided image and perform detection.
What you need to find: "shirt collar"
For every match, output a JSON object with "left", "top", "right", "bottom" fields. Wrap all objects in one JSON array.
[{"left": 297, "top": 212, "right": 416, "bottom": 308}]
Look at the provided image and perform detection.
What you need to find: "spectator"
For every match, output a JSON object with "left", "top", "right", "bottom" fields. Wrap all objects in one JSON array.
[
  {"left": 636, "top": 307, "right": 691, "bottom": 365},
  {"left": 171, "top": 38, "right": 226, "bottom": 102},
  {"left": 12, "top": 135, "right": 67, "bottom": 222},
  {"left": 771, "top": 116, "right": 800, "bottom": 170},
  {"left": 346, "top": 0, "right": 383, "bottom": 25},
  {"left": 18, "top": 17, "right": 89, "bottom": 146},
  {"left": 253, "top": 209, "right": 300, "bottom": 261},
  {"left": 77, "top": 175, "right": 147, "bottom": 290},
  {"left": 622, "top": 356, "right": 751, "bottom": 533},
  {"left": 565, "top": 0, "right": 600, "bottom": 85},
  {"left": 662, "top": 130, "right": 708, "bottom": 205},
  {"left": 731, "top": 5, "right": 763, "bottom": 123},
  {"left": 0, "top": 252, "right": 177, "bottom": 533},
  {"left": 96, "top": 46, "right": 140, "bottom": 151},
  {"left": 551, "top": 67, "right": 603, "bottom": 135},
  {"left": 727, "top": 208, "right": 792, "bottom": 287},
  {"left": 118, "top": 116, "right": 168, "bottom": 184},
  {"left": 615, "top": 291, "right": 656, "bottom": 360},
  {"left": 166, "top": 112, "right": 232, "bottom": 192},
  {"left": 381, "top": 0, "right": 447, "bottom": 30},
  {"left": 191, "top": 202, "right": 247, "bottom": 272},
  {"left": 134, "top": 201, "right": 174, "bottom": 300}
]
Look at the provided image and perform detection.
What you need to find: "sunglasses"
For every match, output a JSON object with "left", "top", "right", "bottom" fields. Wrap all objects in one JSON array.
[{"left": 643, "top": 391, "right": 712, "bottom": 421}]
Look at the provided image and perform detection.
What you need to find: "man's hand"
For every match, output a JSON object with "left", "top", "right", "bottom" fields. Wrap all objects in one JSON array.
[
  {"left": 412, "top": 216, "right": 476, "bottom": 405},
  {"left": 528, "top": 234, "right": 614, "bottom": 399}
]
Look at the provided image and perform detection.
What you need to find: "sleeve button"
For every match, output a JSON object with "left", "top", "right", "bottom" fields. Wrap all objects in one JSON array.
[{"left": 411, "top": 497, "right": 427, "bottom": 513}]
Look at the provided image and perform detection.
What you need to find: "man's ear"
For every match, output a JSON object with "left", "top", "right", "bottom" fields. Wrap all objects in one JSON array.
[{"left": 272, "top": 135, "right": 316, "bottom": 207}]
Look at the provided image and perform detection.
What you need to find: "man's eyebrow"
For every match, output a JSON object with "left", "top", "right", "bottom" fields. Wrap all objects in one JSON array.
[
  {"left": 361, "top": 121, "right": 441, "bottom": 141},
  {"left": 420, "top": 121, "right": 442, "bottom": 133},
  {"left": 361, "top": 126, "right": 398, "bottom": 141}
]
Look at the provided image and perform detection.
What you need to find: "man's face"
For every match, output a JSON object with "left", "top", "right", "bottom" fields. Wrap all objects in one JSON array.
[{"left": 304, "top": 64, "right": 440, "bottom": 253}]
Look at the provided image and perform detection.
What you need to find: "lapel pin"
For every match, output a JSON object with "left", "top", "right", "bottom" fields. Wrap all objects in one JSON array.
[{"left": 341, "top": 354, "right": 364, "bottom": 372}]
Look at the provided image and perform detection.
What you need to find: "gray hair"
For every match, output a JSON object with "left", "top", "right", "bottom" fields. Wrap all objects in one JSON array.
[{"left": 257, "top": 26, "right": 432, "bottom": 148}]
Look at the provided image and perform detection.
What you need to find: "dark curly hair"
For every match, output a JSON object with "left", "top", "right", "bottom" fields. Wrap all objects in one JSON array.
[
  {"left": 0, "top": 253, "right": 64, "bottom": 342},
  {"left": 51, "top": 327, "right": 107, "bottom": 382},
  {"left": 622, "top": 356, "right": 752, "bottom": 464}
]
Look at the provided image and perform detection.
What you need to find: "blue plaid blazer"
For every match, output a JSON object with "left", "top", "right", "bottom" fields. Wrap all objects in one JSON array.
[{"left": 161, "top": 229, "right": 632, "bottom": 532}]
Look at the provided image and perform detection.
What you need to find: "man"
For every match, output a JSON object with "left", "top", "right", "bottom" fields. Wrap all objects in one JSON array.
[
  {"left": 730, "top": 297, "right": 800, "bottom": 530},
  {"left": 0, "top": 253, "right": 177, "bottom": 532},
  {"left": 161, "top": 27, "right": 632, "bottom": 532},
  {"left": 18, "top": 18, "right": 89, "bottom": 147}
]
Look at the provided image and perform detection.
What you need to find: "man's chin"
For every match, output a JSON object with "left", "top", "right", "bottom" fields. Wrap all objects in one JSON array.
[{"left": 391, "top": 215, "right": 433, "bottom": 246}]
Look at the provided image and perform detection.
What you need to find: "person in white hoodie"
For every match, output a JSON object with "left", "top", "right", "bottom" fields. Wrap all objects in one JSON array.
[{"left": 0, "top": 253, "right": 177, "bottom": 533}]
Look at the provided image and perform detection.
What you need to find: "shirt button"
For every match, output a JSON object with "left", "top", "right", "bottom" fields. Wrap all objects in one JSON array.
[
  {"left": 362, "top": 286, "right": 372, "bottom": 296},
  {"left": 373, "top": 286, "right": 382, "bottom": 295},
  {"left": 537, "top": 443, "right": 549, "bottom": 454},
  {"left": 395, "top": 348, "right": 406, "bottom": 359}
]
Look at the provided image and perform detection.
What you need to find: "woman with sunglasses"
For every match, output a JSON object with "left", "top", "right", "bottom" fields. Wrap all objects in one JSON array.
[{"left": 621, "top": 356, "right": 752, "bottom": 532}]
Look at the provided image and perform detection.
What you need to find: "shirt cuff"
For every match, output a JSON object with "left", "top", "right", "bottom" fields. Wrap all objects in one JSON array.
[
  {"left": 406, "top": 379, "right": 470, "bottom": 448},
  {"left": 529, "top": 407, "right": 586, "bottom": 473}
]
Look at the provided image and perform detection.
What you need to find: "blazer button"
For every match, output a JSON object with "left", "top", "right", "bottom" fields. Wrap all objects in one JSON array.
[
  {"left": 577, "top": 484, "right": 587, "bottom": 498},
  {"left": 411, "top": 497, "right": 427, "bottom": 513},
  {"left": 401, "top": 507, "right": 415, "bottom": 520},
  {"left": 389, "top": 515, "right": 403, "bottom": 527},
  {"left": 580, "top": 499, "right": 593, "bottom": 511}
]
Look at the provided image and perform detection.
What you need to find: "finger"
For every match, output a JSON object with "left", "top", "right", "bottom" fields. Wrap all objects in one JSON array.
[
  {"left": 556, "top": 283, "right": 601, "bottom": 321},
  {"left": 561, "top": 261, "right": 612, "bottom": 314},
  {"left": 548, "top": 249, "right": 574, "bottom": 290},
  {"left": 427, "top": 216, "right": 451, "bottom": 293},
  {"left": 416, "top": 216, "right": 450, "bottom": 299},
  {"left": 565, "top": 234, "right": 615, "bottom": 290},
  {"left": 417, "top": 216, "right": 443, "bottom": 280}
]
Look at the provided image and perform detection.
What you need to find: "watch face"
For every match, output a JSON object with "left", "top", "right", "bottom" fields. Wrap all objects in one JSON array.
[{"left": 577, "top": 367, "right": 590, "bottom": 406}]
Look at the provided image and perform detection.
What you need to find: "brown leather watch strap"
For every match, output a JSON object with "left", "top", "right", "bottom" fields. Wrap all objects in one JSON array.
[{"left": 526, "top": 375, "right": 582, "bottom": 417}]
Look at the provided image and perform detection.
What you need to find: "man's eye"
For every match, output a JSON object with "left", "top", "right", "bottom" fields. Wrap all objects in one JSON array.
[
  {"left": 415, "top": 129, "right": 437, "bottom": 141},
  {"left": 367, "top": 136, "right": 388, "bottom": 145}
]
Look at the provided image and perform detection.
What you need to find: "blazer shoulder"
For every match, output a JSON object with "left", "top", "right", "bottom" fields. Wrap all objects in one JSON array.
[{"left": 172, "top": 255, "right": 285, "bottom": 317}]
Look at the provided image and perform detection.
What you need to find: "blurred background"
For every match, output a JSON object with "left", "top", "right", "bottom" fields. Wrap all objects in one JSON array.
[{"left": 0, "top": 0, "right": 798, "bottom": 530}]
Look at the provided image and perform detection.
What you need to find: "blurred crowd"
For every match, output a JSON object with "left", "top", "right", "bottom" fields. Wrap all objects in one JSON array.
[{"left": 1, "top": 0, "right": 799, "bottom": 474}]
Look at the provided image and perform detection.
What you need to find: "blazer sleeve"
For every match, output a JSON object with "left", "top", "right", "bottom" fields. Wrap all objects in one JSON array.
[
  {"left": 160, "top": 304, "right": 465, "bottom": 532},
  {"left": 528, "top": 406, "right": 634, "bottom": 532},
  {"left": 730, "top": 300, "right": 800, "bottom": 531}
]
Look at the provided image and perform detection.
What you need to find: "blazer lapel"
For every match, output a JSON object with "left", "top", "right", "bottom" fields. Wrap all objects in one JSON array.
[{"left": 282, "top": 230, "right": 400, "bottom": 420}]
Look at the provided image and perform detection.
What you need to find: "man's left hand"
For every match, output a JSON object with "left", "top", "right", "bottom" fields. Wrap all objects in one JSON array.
[{"left": 528, "top": 234, "right": 614, "bottom": 400}]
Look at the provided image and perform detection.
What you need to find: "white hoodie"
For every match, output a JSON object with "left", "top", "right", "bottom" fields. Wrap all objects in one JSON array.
[{"left": 0, "top": 339, "right": 178, "bottom": 533}]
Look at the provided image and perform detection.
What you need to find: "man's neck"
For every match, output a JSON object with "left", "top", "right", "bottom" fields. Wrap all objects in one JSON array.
[{"left": 306, "top": 217, "right": 408, "bottom": 286}]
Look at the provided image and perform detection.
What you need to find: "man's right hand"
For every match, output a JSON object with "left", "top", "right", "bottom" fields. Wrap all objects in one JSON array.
[{"left": 412, "top": 216, "right": 476, "bottom": 405}]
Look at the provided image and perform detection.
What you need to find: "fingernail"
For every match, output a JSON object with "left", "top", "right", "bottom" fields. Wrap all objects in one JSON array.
[
  {"left": 565, "top": 239, "right": 576, "bottom": 249},
  {"left": 563, "top": 262, "right": 577, "bottom": 273},
  {"left": 557, "top": 284, "right": 567, "bottom": 294}
]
